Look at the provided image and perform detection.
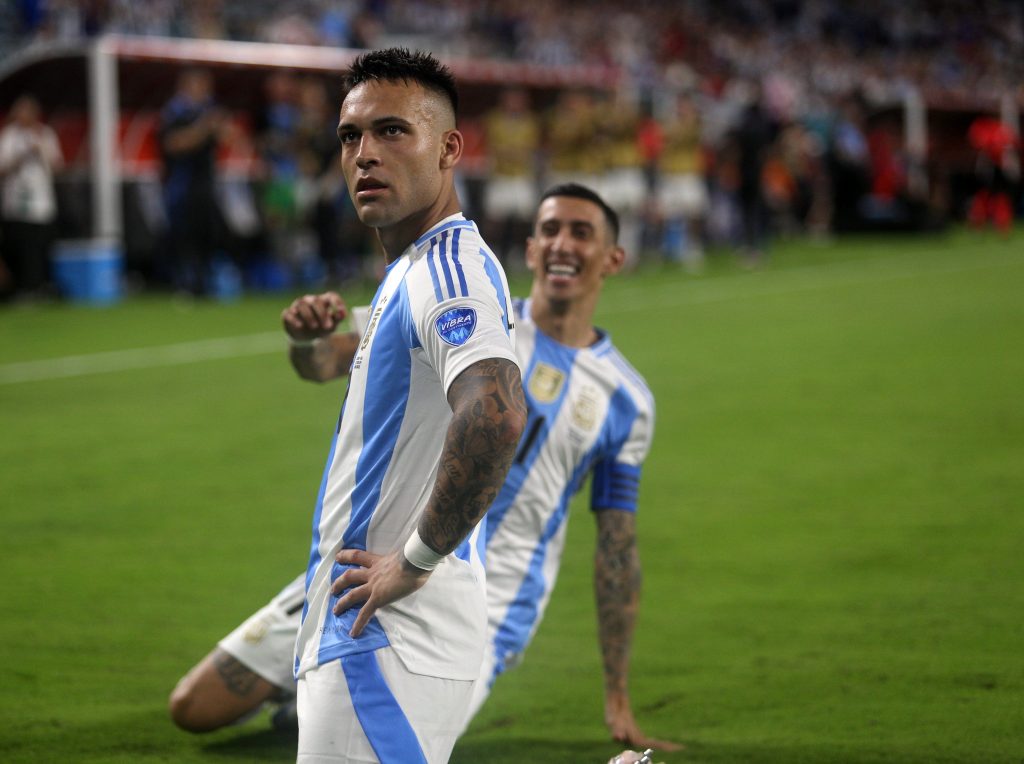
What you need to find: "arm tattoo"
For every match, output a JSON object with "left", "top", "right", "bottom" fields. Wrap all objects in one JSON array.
[
  {"left": 213, "top": 650, "right": 263, "bottom": 697},
  {"left": 290, "top": 332, "right": 359, "bottom": 383},
  {"left": 594, "top": 509, "right": 642, "bottom": 695},
  {"left": 419, "top": 358, "right": 526, "bottom": 554}
]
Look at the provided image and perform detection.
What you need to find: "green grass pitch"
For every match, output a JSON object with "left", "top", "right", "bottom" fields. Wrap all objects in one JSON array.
[{"left": 1, "top": 229, "right": 1022, "bottom": 763}]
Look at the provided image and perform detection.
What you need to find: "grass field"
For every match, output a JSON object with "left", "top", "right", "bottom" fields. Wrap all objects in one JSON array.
[{"left": 1, "top": 229, "right": 1022, "bottom": 763}]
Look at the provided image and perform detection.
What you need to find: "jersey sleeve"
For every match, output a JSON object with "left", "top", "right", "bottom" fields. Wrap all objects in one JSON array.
[
  {"left": 406, "top": 228, "right": 520, "bottom": 394},
  {"left": 590, "top": 382, "right": 655, "bottom": 513}
]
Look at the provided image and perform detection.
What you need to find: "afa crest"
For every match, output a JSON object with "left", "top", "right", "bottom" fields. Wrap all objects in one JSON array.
[
  {"left": 528, "top": 362, "right": 565, "bottom": 403},
  {"left": 242, "top": 617, "right": 270, "bottom": 645},
  {"left": 571, "top": 386, "right": 601, "bottom": 431}
]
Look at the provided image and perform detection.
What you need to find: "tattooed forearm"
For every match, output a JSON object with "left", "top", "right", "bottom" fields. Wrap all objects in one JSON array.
[
  {"left": 594, "top": 509, "right": 642, "bottom": 696},
  {"left": 419, "top": 357, "right": 526, "bottom": 554},
  {"left": 213, "top": 650, "right": 263, "bottom": 697},
  {"left": 290, "top": 332, "right": 359, "bottom": 383}
]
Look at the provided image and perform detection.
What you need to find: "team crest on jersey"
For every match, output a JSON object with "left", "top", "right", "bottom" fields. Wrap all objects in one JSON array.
[
  {"left": 571, "top": 386, "right": 601, "bottom": 431},
  {"left": 435, "top": 307, "right": 477, "bottom": 346},
  {"left": 242, "top": 617, "right": 269, "bottom": 645},
  {"left": 528, "top": 362, "right": 565, "bottom": 403}
]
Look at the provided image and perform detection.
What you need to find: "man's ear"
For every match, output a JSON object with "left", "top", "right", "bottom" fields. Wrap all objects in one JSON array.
[
  {"left": 525, "top": 236, "right": 540, "bottom": 272},
  {"left": 439, "top": 129, "right": 464, "bottom": 170},
  {"left": 603, "top": 245, "right": 626, "bottom": 277}
]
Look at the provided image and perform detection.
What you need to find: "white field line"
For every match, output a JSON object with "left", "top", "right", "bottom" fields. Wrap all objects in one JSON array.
[
  {"left": 0, "top": 331, "right": 283, "bottom": 385},
  {"left": 1, "top": 251, "right": 1019, "bottom": 386}
]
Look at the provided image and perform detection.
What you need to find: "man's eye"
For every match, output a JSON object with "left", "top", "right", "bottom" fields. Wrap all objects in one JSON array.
[
  {"left": 383, "top": 125, "right": 403, "bottom": 136},
  {"left": 339, "top": 132, "right": 358, "bottom": 144}
]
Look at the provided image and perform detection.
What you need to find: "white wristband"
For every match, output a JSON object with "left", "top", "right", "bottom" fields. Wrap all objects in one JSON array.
[
  {"left": 287, "top": 335, "right": 322, "bottom": 349},
  {"left": 403, "top": 529, "right": 444, "bottom": 571}
]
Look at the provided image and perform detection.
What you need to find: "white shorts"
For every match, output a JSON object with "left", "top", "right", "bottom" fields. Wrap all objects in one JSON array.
[
  {"left": 218, "top": 574, "right": 305, "bottom": 694},
  {"left": 297, "top": 647, "right": 473, "bottom": 764},
  {"left": 462, "top": 624, "right": 522, "bottom": 729},
  {"left": 483, "top": 176, "right": 536, "bottom": 220},
  {"left": 600, "top": 168, "right": 648, "bottom": 214},
  {"left": 658, "top": 173, "right": 709, "bottom": 218}
]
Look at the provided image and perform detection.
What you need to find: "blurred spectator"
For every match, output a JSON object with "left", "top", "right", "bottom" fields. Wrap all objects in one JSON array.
[
  {"left": 294, "top": 77, "right": 352, "bottom": 283},
  {"left": 545, "top": 89, "right": 601, "bottom": 190},
  {"left": 15, "top": 0, "right": 50, "bottom": 35},
  {"left": 158, "top": 68, "right": 231, "bottom": 295},
  {"left": 761, "top": 137, "right": 800, "bottom": 238},
  {"left": 828, "top": 95, "right": 872, "bottom": 232},
  {"left": 481, "top": 87, "right": 541, "bottom": 266},
  {"left": 0, "top": 94, "right": 63, "bottom": 300},
  {"left": 798, "top": 92, "right": 835, "bottom": 238},
  {"left": 861, "top": 116, "right": 910, "bottom": 223},
  {"left": 762, "top": 121, "right": 818, "bottom": 238},
  {"left": 257, "top": 71, "right": 302, "bottom": 275},
  {"left": 654, "top": 91, "right": 708, "bottom": 270},
  {"left": 598, "top": 89, "right": 646, "bottom": 267},
  {"left": 967, "top": 114, "right": 1020, "bottom": 234},
  {"left": 733, "top": 82, "right": 777, "bottom": 264}
]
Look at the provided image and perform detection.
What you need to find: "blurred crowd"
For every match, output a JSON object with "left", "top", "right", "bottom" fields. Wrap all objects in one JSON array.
[
  {"left": 15, "top": 0, "right": 1024, "bottom": 105},
  {"left": 2, "top": 0, "right": 1021, "bottom": 300}
]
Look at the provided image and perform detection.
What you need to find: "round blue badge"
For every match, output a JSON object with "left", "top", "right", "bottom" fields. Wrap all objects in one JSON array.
[{"left": 435, "top": 307, "right": 477, "bottom": 346}]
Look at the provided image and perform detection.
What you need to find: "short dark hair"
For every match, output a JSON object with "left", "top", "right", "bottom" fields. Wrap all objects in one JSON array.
[
  {"left": 539, "top": 183, "right": 620, "bottom": 243},
  {"left": 344, "top": 48, "right": 458, "bottom": 115}
]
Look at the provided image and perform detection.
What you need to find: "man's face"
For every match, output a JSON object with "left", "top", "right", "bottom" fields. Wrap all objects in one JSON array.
[
  {"left": 337, "top": 80, "right": 449, "bottom": 230},
  {"left": 526, "top": 196, "right": 624, "bottom": 303},
  {"left": 182, "top": 71, "right": 212, "bottom": 103},
  {"left": 12, "top": 98, "right": 39, "bottom": 127}
]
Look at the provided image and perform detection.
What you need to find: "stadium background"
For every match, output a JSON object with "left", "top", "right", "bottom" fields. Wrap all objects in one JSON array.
[{"left": 1, "top": 2, "right": 1022, "bottom": 762}]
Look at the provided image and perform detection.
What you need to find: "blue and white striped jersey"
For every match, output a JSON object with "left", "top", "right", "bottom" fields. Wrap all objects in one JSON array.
[
  {"left": 483, "top": 298, "right": 655, "bottom": 676},
  {"left": 295, "top": 213, "right": 519, "bottom": 682}
]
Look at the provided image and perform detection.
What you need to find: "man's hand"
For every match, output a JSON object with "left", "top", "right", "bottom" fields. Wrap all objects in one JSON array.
[
  {"left": 606, "top": 692, "right": 683, "bottom": 752},
  {"left": 331, "top": 549, "right": 432, "bottom": 637},
  {"left": 281, "top": 292, "right": 347, "bottom": 343}
]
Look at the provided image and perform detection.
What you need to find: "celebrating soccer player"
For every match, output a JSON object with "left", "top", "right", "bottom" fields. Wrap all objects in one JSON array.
[
  {"left": 171, "top": 182, "right": 679, "bottom": 758},
  {"left": 205, "top": 47, "right": 525, "bottom": 763}
]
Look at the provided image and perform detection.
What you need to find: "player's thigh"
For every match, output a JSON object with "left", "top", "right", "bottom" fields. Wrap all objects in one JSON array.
[{"left": 297, "top": 648, "right": 473, "bottom": 764}]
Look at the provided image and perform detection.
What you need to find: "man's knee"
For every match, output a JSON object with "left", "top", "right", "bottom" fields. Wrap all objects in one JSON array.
[
  {"left": 168, "top": 669, "right": 225, "bottom": 733},
  {"left": 169, "top": 675, "right": 208, "bottom": 732},
  {"left": 169, "top": 650, "right": 280, "bottom": 733}
]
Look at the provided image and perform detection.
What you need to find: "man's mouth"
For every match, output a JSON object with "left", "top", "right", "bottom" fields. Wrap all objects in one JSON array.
[
  {"left": 355, "top": 178, "right": 388, "bottom": 198},
  {"left": 545, "top": 262, "right": 580, "bottom": 278}
]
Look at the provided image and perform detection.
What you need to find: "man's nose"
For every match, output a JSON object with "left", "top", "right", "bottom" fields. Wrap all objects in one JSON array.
[
  {"left": 551, "top": 229, "right": 574, "bottom": 254},
  {"left": 355, "top": 136, "right": 379, "bottom": 168}
]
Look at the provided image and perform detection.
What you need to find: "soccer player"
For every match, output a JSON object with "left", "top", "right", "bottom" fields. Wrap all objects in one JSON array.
[
  {"left": 279, "top": 47, "right": 526, "bottom": 764},
  {"left": 170, "top": 184, "right": 679, "bottom": 754}
]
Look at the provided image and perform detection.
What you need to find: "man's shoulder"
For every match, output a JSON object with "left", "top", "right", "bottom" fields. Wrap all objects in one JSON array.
[
  {"left": 411, "top": 214, "right": 478, "bottom": 248},
  {"left": 403, "top": 217, "right": 508, "bottom": 308},
  {"left": 588, "top": 338, "right": 654, "bottom": 411}
]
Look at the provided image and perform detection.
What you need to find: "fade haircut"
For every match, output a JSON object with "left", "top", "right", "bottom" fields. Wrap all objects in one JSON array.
[
  {"left": 539, "top": 183, "right": 620, "bottom": 243},
  {"left": 343, "top": 48, "right": 459, "bottom": 116}
]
